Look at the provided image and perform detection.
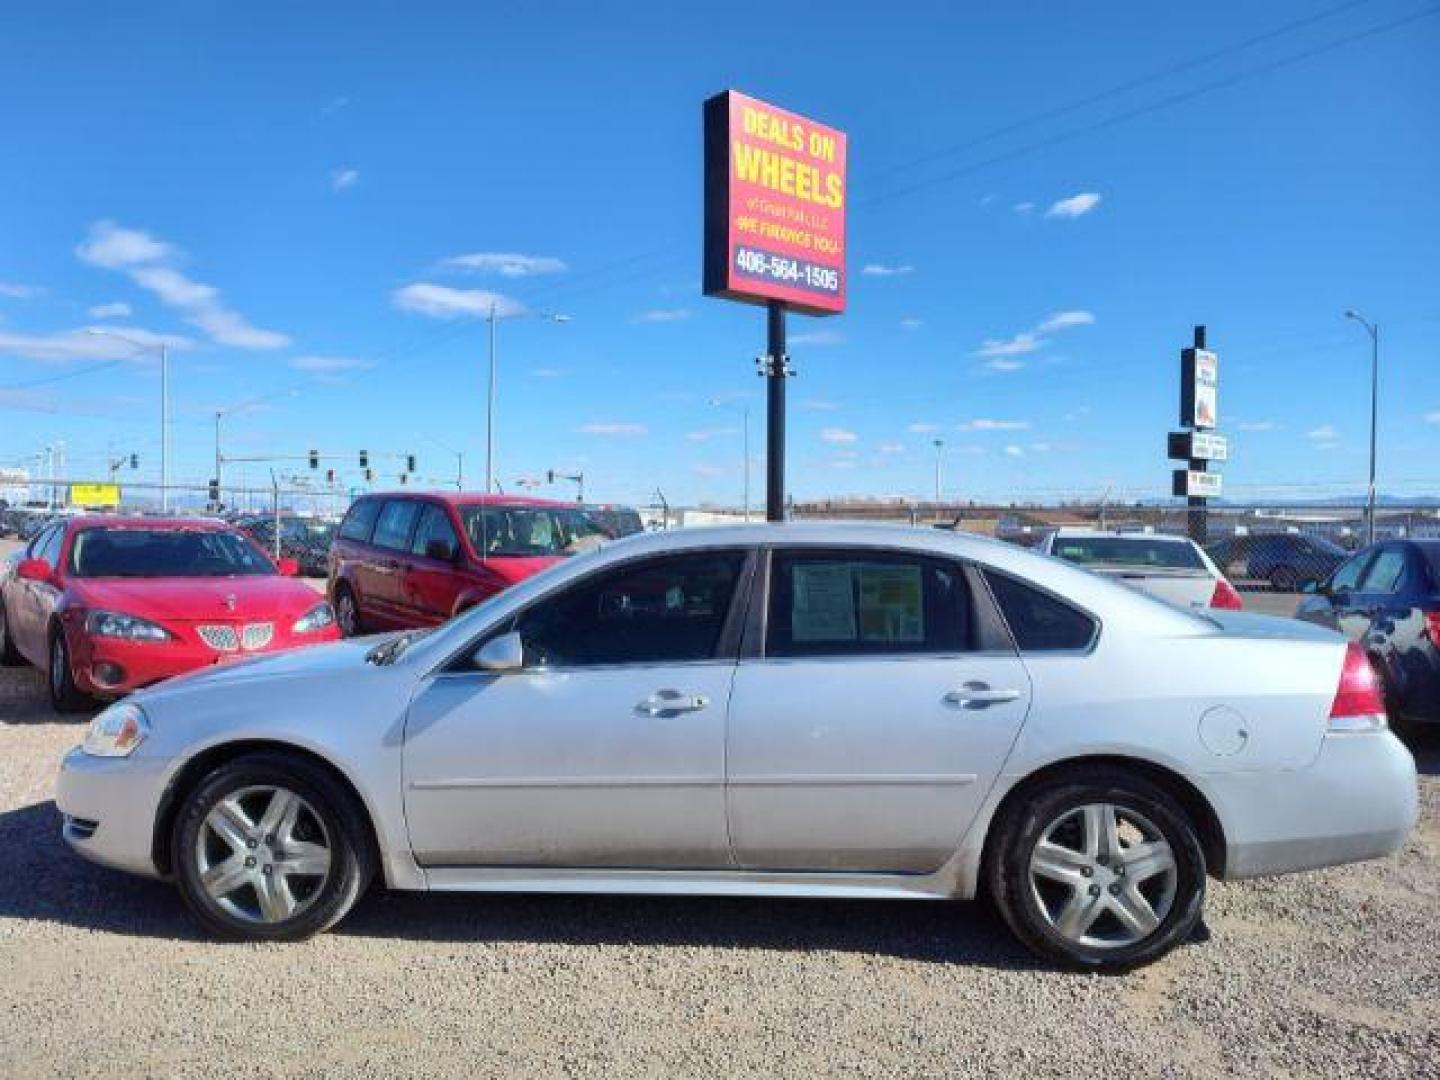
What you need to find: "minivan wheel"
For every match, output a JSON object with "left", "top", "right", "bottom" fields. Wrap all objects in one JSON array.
[
  {"left": 173, "top": 753, "right": 375, "bottom": 942},
  {"left": 47, "top": 629, "right": 91, "bottom": 714},
  {"left": 334, "top": 585, "right": 362, "bottom": 638},
  {"left": 987, "top": 766, "right": 1206, "bottom": 971}
]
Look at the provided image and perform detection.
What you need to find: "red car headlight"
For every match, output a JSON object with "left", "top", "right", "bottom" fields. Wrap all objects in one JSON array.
[{"left": 84, "top": 610, "right": 173, "bottom": 643}]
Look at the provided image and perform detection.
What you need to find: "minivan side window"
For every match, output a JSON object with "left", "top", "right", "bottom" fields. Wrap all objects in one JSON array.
[
  {"left": 983, "top": 570, "right": 1096, "bottom": 652},
  {"left": 411, "top": 504, "right": 461, "bottom": 561},
  {"left": 339, "top": 499, "right": 381, "bottom": 543},
  {"left": 766, "top": 550, "right": 973, "bottom": 658},
  {"left": 372, "top": 500, "right": 421, "bottom": 552}
]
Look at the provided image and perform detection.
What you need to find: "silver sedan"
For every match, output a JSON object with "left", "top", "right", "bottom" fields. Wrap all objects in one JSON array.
[{"left": 55, "top": 524, "right": 1418, "bottom": 970}]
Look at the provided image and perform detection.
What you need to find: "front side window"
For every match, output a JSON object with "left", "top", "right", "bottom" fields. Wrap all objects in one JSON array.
[
  {"left": 766, "top": 550, "right": 973, "bottom": 658},
  {"left": 410, "top": 505, "right": 460, "bottom": 561},
  {"left": 1359, "top": 549, "right": 1406, "bottom": 594},
  {"left": 509, "top": 551, "right": 746, "bottom": 667},
  {"left": 983, "top": 570, "right": 1097, "bottom": 652},
  {"left": 1330, "top": 551, "right": 1371, "bottom": 593},
  {"left": 68, "top": 528, "right": 275, "bottom": 578},
  {"left": 339, "top": 499, "right": 381, "bottom": 543},
  {"left": 372, "top": 500, "right": 421, "bottom": 551},
  {"left": 461, "top": 505, "right": 608, "bottom": 557}
]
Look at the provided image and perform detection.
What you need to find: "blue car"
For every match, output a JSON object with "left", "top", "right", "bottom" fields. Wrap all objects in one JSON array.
[{"left": 1296, "top": 539, "right": 1440, "bottom": 733}]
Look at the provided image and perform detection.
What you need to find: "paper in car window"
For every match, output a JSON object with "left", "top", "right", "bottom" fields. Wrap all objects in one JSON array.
[
  {"left": 856, "top": 565, "right": 924, "bottom": 643},
  {"left": 790, "top": 562, "right": 857, "bottom": 642}
]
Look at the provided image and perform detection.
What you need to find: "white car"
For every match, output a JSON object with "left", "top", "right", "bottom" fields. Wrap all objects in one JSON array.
[
  {"left": 1039, "top": 529, "right": 1244, "bottom": 610},
  {"left": 55, "top": 524, "right": 1417, "bottom": 970}
]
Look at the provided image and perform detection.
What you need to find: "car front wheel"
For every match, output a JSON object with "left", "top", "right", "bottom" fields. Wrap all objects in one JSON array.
[
  {"left": 47, "top": 628, "right": 91, "bottom": 713},
  {"left": 334, "top": 584, "right": 363, "bottom": 638},
  {"left": 0, "top": 600, "right": 22, "bottom": 666},
  {"left": 172, "top": 753, "right": 375, "bottom": 941},
  {"left": 987, "top": 766, "right": 1206, "bottom": 971}
]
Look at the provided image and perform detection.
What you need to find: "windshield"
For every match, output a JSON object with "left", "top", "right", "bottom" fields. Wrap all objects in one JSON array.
[
  {"left": 68, "top": 528, "right": 276, "bottom": 578},
  {"left": 1051, "top": 536, "right": 1204, "bottom": 570},
  {"left": 460, "top": 505, "right": 608, "bottom": 557}
]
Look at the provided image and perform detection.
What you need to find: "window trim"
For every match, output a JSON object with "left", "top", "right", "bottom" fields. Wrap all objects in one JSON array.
[{"left": 438, "top": 546, "right": 759, "bottom": 676}]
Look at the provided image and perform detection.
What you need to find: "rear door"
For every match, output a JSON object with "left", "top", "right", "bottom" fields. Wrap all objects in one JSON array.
[
  {"left": 365, "top": 499, "right": 423, "bottom": 627},
  {"left": 1297, "top": 548, "right": 1371, "bottom": 633},
  {"left": 10, "top": 524, "right": 62, "bottom": 662},
  {"left": 1351, "top": 546, "right": 1410, "bottom": 650},
  {"left": 726, "top": 546, "right": 1031, "bottom": 873}
]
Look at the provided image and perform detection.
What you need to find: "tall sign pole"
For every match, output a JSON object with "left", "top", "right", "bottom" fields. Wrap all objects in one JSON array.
[
  {"left": 703, "top": 90, "right": 847, "bottom": 523},
  {"left": 1168, "top": 325, "right": 1226, "bottom": 544}
]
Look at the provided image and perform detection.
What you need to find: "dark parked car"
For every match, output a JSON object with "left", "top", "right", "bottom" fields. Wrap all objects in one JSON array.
[
  {"left": 235, "top": 515, "right": 336, "bottom": 577},
  {"left": 1296, "top": 539, "right": 1440, "bottom": 732},
  {"left": 1206, "top": 532, "right": 1348, "bottom": 592},
  {"left": 327, "top": 492, "right": 608, "bottom": 635}
]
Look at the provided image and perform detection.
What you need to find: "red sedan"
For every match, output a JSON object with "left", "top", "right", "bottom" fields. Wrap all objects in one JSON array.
[{"left": 0, "top": 516, "right": 340, "bottom": 712}]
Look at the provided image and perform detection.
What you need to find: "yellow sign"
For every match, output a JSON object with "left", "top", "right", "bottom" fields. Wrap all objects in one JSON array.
[{"left": 70, "top": 483, "right": 121, "bottom": 508}]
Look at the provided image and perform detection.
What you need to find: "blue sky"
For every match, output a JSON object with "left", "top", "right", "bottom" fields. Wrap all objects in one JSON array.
[{"left": 1, "top": 0, "right": 1437, "bottom": 507}]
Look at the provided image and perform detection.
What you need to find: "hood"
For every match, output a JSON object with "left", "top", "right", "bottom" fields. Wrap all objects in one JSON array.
[
  {"left": 70, "top": 575, "right": 325, "bottom": 623},
  {"left": 140, "top": 634, "right": 382, "bottom": 696},
  {"left": 480, "top": 554, "right": 563, "bottom": 585}
]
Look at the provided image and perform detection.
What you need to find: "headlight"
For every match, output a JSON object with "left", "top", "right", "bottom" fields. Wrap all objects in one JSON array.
[
  {"left": 292, "top": 602, "right": 336, "bottom": 634},
  {"left": 85, "top": 610, "right": 172, "bottom": 642},
  {"left": 82, "top": 702, "right": 150, "bottom": 757}
]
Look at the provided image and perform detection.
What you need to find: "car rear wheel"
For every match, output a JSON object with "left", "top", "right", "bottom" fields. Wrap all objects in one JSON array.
[
  {"left": 47, "top": 629, "right": 91, "bottom": 714},
  {"left": 987, "top": 766, "right": 1206, "bottom": 971},
  {"left": 173, "top": 752, "right": 375, "bottom": 941},
  {"left": 334, "top": 584, "right": 363, "bottom": 638},
  {"left": 0, "top": 601, "right": 22, "bottom": 666}
]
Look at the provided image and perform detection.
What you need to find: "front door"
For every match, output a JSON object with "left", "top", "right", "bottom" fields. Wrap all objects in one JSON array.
[
  {"left": 403, "top": 548, "right": 752, "bottom": 868},
  {"left": 726, "top": 547, "right": 1032, "bottom": 874},
  {"left": 399, "top": 504, "right": 468, "bottom": 625}
]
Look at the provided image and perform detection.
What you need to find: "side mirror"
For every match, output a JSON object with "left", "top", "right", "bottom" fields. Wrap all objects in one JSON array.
[
  {"left": 16, "top": 558, "right": 52, "bottom": 583},
  {"left": 472, "top": 631, "right": 524, "bottom": 673},
  {"left": 425, "top": 539, "right": 456, "bottom": 562},
  {"left": 276, "top": 557, "right": 301, "bottom": 577}
]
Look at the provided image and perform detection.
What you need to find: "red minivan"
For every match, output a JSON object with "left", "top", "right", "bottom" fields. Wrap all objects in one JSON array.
[{"left": 326, "top": 492, "right": 608, "bottom": 635}]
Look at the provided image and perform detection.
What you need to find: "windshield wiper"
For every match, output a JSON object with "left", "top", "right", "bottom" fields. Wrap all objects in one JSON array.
[{"left": 365, "top": 629, "right": 431, "bottom": 666}]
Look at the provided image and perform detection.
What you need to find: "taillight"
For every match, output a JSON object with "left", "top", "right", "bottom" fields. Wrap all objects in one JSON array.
[
  {"left": 1425, "top": 610, "right": 1440, "bottom": 648},
  {"left": 1209, "top": 578, "right": 1244, "bottom": 610},
  {"left": 1328, "top": 642, "right": 1387, "bottom": 732}
]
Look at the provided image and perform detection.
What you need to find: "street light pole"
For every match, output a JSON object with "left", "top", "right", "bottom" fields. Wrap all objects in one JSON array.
[
  {"left": 213, "top": 409, "right": 222, "bottom": 511},
  {"left": 1344, "top": 310, "right": 1380, "bottom": 544},
  {"left": 86, "top": 330, "right": 169, "bottom": 511},
  {"left": 484, "top": 307, "right": 569, "bottom": 496},
  {"left": 933, "top": 438, "right": 944, "bottom": 505}
]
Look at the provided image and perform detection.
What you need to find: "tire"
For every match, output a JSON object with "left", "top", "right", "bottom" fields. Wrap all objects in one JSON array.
[
  {"left": 1268, "top": 566, "right": 1299, "bottom": 593},
  {"left": 47, "top": 627, "right": 92, "bottom": 714},
  {"left": 986, "top": 765, "right": 1207, "bottom": 972},
  {"left": 0, "top": 599, "right": 22, "bottom": 666},
  {"left": 334, "top": 583, "right": 364, "bottom": 638},
  {"left": 172, "top": 752, "right": 376, "bottom": 942}
]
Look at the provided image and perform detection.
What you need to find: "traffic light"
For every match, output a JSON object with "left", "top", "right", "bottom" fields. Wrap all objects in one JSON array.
[
  {"left": 129, "top": 454, "right": 139, "bottom": 469},
  {"left": 309, "top": 450, "right": 319, "bottom": 469},
  {"left": 359, "top": 450, "right": 369, "bottom": 469},
  {"left": 399, "top": 472, "right": 408, "bottom": 485},
  {"left": 364, "top": 468, "right": 374, "bottom": 482},
  {"left": 325, "top": 468, "right": 335, "bottom": 483},
  {"left": 406, "top": 454, "right": 416, "bottom": 473},
  {"left": 547, "top": 469, "right": 555, "bottom": 483},
  {"left": 207, "top": 478, "right": 220, "bottom": 503}
]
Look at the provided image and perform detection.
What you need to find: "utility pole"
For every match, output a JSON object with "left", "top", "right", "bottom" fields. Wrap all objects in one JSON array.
[
  {"left": 486, "top": 302, "right": 498, "bottom": 494},
  {"left": 933, "top": 438, "right": 944, "bottom": 505},
  {"left": 1345, "top": 310, "right": 1380, "bottom": 544},
  {"left": 761, "top": 301, "right": 789, "bottom": 522},
  {"left": 160, "top": 342, "right": 169, "bottom": 511},
  {"left": 213, "top": 410, "right": 223, "bottom": 511}
]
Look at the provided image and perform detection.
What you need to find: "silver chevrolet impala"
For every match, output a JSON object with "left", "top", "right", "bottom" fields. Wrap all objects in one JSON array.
[{"left": 55, "top": 524, "right": 1418, "bottom": 970}]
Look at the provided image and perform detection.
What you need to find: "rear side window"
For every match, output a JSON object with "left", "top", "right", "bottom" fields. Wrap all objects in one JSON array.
[
  {"left": 767, "top": 550, "right": 973, "bottom": 658},
  {"left": 1359, "top": 549, "right": 1406, "bottom": 594},
  {"left": 983, "top": 570, "right": 1096, "bottom": 652},
  {"left": 339, "top": 499, "right": 381, "bottom": 543},
  {"left": 372, "top": 500, "right": 421, "bottom": 552}
]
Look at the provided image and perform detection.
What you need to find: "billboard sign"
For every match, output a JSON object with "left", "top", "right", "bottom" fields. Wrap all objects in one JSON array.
[
  {"left": 1172, "top": 469, "right": 1223, "bottom": 498},
  {"left": 703, "top": 90, "right": 847, "bottom": 316},
  {"left": 70, "top": 482, "right": 121, "bottom": 508},
  {"left": 1167, "top": 430, "right": 1229, "bottom": 462},
  {"left": 1179, "top": 347, "right": 1218, "bottom": 429}
]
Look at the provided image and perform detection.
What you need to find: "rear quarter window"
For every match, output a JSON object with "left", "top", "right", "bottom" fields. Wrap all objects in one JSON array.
[
  {"left": 983, "top": 570, "right": 1097, "bottom": 652},
  {"left": 338, "top": 499, "right": 381, "bottom": 543}
]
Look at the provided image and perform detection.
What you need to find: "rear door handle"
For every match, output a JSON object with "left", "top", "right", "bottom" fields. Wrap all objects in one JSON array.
[
  {"left": 635, "top": 689, "right": 711, "bottom": 717},
  {"left": 944, "top": 682, "right": 1023, "bottom": 710}
]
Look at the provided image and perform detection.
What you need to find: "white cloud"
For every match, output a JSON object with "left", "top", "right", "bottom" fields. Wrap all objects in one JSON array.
[
  {"left": 76, "top": 221, "right": 175, "bottom": 268},
  {"left": 1045, "top": 192, "right": 1102, "bottom": 219},
  {"left": 799, "top": 398, "right": 842, "bottom": 411},
  {"left": 1424, "top": 410, "right": 1440, "bottom": 424},
  {"left": 87, "top": 301, "right": 131, "bottom": 319},
  {"left": 439, "top": 252, "right": 568, "bottom": 277},
  {"left": 861, "top": 263, "right": 913, "bottom": 277},
  {"left": 877, "top": 442, "right": 905, "bottom": 455},
  {"left": 1235, "top": 420, "right": 1280, "bottom": 432},
  {"left": 289, "top": 354, "right": 372, "bottom": 373},
  {"left": 899, "top": 316, "right": 923, "bottom": 331},
  {"left": 975, "top": 332, "right": 1042, "bottom": 359},
  {"left": 790, "top": 329, "right": 844, "bottom": 346},
  {"left": 1030, "top": 442, "right": 1052, "bottom": 452},
  {"left": 831, "top": 458, "right": 857, "bottom": 470},
  {"left": 693, "top": 464, "right": 727, "bottom": 478},
  {"left": 0, "top": 282, "right": 42, "bottom": 299},
  {"left": 1004, "top": 445, "right": 1025, "bottom": 458},
  {"left": 960, "top": 418, "right": 1031, "bottom": 431},
  {"left": 634, "top": 308, "right": 691, "bottom": 323},
  {"left": 1036, "top": 310, "right": 1095, "bottom": 333},
  {"left": 820, "top": 426, "right": 859, "bottom": 445},
  {"left": 0, "top": 325, "right": 192, "bottom": 363},
  {"left": 1307, "top": 424, "right": 1339, "bottom": 441},
  {"left": 392, "top": 283, "right": 524, "bottom": 319},
  {"left": 1013, "top": 202, "right": 1035, "bottom": 215},
  {"left": 685, "top": 428, "right": 735, "bottom": 442},
  {"left": 907, "top": 422, "right": 939, "bottom": 433},
  {"left": 319, "top": 96, "right": 351, "bottom": 118},
  {"left": 330, "top": 168, "right": 359, "bottom": 191},
  {"left": 579, "top": 422, "right": 647, "bottom": 437},
  {"left": 983, "top": 358, "right": 1026, "bottom": 373},
  {"left": 529, "top": 367, "right": 567, "bottom": 379}
]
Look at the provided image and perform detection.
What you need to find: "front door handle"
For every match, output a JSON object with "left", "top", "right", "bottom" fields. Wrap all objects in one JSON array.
[
  {"left": 635, "top": 689, "right": 711, "bottom": 717},
  {"left": 944, "top": 682, "right": 1023, "bottom": 710}
]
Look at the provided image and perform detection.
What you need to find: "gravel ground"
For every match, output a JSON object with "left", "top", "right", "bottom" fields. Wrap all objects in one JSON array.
[{"left": 0, "top": 664, "right": 1436, "bottom": 1079}]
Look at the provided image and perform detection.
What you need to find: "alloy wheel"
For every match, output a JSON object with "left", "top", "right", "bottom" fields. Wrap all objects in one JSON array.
[
  {"left": 50, "top": 636, "right": 66, "bottom": 698},
  {"left": 1028, "top": 802, "right": 1178, "bottom": 949},
  {"left": 337, "top": 593, "right": 357, "bottom": 636},
  {"left": 194, "top": 785, "right": 333, "bottom": 924}
]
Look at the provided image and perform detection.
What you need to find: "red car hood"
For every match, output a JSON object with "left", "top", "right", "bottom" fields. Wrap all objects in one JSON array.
[
  {"left": 482, "top": 555, "right": 564, "bottom": 585},
  {"left": 70, "top": 576, "right": 323, "bottom": 623}
]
